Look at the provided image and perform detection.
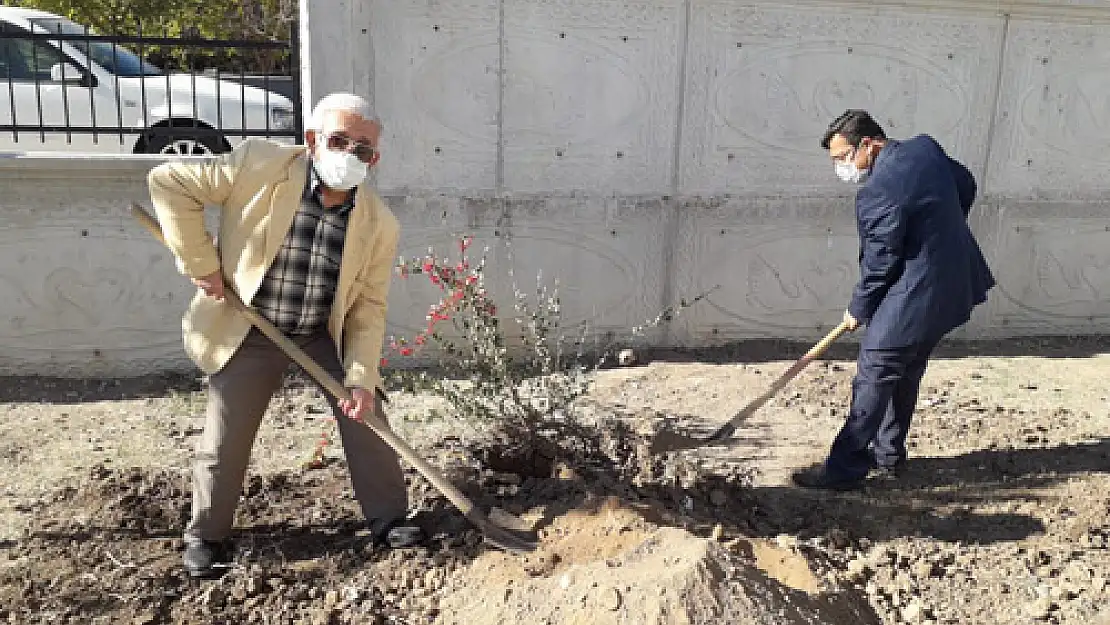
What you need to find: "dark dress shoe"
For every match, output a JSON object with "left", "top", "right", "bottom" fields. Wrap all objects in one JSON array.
[
  {"left": 183, "top": 540, "right": 231, "bottom": 578},
  {"left": 371, "top": 519, "right": 426, "bottom": 549},
  {"left": 791, "top": 465, "right": 865, "bottom": 491},
  {"left": 870, "top": 459, "right": 908, "bottom": 481}
]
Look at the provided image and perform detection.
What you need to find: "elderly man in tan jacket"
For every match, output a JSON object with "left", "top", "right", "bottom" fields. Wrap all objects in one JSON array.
[{"left": 148, "top": 92, "right": 422, "bottom": 578}]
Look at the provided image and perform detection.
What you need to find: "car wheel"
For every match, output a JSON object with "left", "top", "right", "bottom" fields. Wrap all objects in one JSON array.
[{"left": 142, "top": 129, "right": 228, "bottom": 156}]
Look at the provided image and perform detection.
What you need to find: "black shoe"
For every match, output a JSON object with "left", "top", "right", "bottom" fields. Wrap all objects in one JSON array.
[
  {"left": 371, "top": 519, "right": 426, "bottom": 549},
  {"left": 871, "top": 459, "right": 907, "bottom": 481},
  {"left": 791, "top": 465, "right": 865, "bottom": 491},
  {"left": 183, "top": 540, "right": 231, "bottom": 578}
]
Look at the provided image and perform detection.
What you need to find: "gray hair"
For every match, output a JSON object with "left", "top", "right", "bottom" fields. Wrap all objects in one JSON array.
[{"left": 308, "top": 92, "right": 381, "bottom": 130}]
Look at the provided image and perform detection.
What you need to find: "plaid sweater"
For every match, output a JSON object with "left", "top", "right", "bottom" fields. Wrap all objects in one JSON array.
[{"left": 251, "top": 168, "right": 354, "bottom": 335}]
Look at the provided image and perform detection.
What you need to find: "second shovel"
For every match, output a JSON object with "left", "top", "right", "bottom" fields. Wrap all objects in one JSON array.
[{"left": 651, "top": 321, "right": 850, "bottom": 454}]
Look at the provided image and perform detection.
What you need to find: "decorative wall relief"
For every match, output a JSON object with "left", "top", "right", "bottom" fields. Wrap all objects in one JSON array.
[
  {"left": 680, "top": 2, "right": 1003, "bottom": 195},
  {"left": 0, "top": 222, "right": 191, "bottom": 375},
  {"left": 672, "top": 197, "right": 860, "bottom": 341},
  {"left": 714, "top": 42, "right": 966, "bottom": 153},
  {"left": 366, "top": 0, "right": 501, "bottom": 192},
  {"left": 991, "top": 214, "right": 1110, "bottom": 332},
  {"left": 502, "top": 0, "right": 685, "bottom": 194},
  {"left": 988, "top": 19, "right": 1110, "bottom": 195}
]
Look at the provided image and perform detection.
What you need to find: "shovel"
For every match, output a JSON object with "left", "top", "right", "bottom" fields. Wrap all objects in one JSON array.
[
  {"left": 130, "top": 203, "right": 537, "bottom": 554},
  {"left": 651, "top": 320, "right": 850, "bottom": 454}
]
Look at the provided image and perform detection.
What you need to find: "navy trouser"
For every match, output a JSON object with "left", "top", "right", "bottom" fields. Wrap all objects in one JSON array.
[{"left": 825, "top": 340, "right": 938, "bottom": 480}]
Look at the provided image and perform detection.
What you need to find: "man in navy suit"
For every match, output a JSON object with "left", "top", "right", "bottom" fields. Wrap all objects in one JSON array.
[{"left": 792, "top": 110, "right": 995, "bottom": 490}]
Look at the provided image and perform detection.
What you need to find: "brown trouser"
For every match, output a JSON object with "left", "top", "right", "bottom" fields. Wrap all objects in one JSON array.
[{"left": 184, "top": 328, "right": 408, "bottom": 544}]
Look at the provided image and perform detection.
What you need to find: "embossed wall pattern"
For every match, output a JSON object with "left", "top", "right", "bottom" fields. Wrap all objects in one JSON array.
[
  {"left": 364, "top": 0, "right": 502, "bottom": 191},
  {"left": 0, "top": 160, "right": 195, "bottom": 377},
  {"left": 679, "top": 2, "right": 1003, "bottom": 195},
  {"left": 985, "top": 18, "right": 1110, "bottom": 195},
  {"left": 501, "top": 0, "right": 685, "bottom": 194},
  {"left": 3, "top": 0, "right": 1110, "bottom": 376}
]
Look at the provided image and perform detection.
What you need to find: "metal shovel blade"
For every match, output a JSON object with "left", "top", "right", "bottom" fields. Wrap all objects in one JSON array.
[
  {"left": 651, "top": 322, "right": 850, "bottom": 454},
  {"left": 488, "top": 506, "right": 536, "bottom": 532},
  {"left": 469, "top": 510, "right": 539, "bottom": 553}
]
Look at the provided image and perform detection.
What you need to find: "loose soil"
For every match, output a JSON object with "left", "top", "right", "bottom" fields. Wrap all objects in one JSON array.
[{"left": 0, "top": 336, "right": 1108, "bottom": 625}]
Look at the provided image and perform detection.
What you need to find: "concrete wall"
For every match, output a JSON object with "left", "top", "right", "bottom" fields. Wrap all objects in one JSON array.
[
  {"left": 299, "top": 0, "right": 1110, "bottom": 346},
  {"left": 0, "top": 157, "right": 190, "bottom": 376},
  {"left": 1, "top": 0, "right": 1109, "bottom": 377}
]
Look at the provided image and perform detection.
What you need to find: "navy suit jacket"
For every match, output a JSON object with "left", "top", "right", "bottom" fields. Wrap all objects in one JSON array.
[{"left": 848, "top": 135, "right": 995, "bottom": 349}]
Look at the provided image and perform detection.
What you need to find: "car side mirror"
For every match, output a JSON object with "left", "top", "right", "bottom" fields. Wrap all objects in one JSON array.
[{"left": 50, "top": 62, "right": 95, "bottom": 87}]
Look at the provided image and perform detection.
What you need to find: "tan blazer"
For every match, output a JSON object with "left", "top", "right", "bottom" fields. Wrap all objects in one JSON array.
[{"left": 147, "top": 138, "right": 399, "bottom": 392}]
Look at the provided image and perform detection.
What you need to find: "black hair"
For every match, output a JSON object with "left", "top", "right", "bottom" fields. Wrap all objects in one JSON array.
[{"left": 820, "top": 110, "right": 886, "bottom": 150}]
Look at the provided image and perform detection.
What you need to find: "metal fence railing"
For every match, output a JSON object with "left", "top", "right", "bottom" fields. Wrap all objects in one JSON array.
[{"left": 0, "top": 14, "right": 301, "bottom": 156}]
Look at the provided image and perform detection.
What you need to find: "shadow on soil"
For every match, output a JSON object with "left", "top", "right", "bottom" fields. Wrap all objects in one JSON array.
[
  {"left": 619, "top": 437, "right": 1110, "bottom": 548},
  {"left": 0, "top": 372, "right": 203, "bottom": 404},
  {"left": 644, "top": 334, "right": 1110, "bottom": 365}
]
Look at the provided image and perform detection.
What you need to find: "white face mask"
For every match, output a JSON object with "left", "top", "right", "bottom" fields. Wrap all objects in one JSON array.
[
  {"left": 313, "top": 145, "right": 368, "bottom": 191},
  {"left": 835, "top": 160, "right": 870, "bottom": 185}
]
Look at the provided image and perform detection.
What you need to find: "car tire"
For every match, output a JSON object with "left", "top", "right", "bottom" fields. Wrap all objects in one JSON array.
[{"left": 141, "top": 128, "right": 229, "bottom": 156}]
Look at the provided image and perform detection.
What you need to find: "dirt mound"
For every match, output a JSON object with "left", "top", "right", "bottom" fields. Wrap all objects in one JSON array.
[{"left": 438, "top": 497, "right": 874, "bottom": 625}]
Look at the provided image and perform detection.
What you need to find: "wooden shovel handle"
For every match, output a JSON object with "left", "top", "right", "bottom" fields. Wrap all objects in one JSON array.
[{"left": 706, "top": 320, "right": 850, "bottom": 443}]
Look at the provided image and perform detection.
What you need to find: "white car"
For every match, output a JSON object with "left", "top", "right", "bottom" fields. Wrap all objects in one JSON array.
[{"left": 0, "top": 7, "right": 297, "bottom": 155}]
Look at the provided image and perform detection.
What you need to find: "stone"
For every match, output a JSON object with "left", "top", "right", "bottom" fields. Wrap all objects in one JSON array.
[
  {"left": 309, "top": 608, "right": 336, "bottom": 625},
  {"left": 902, "top": 600, "right": 925, "bottom": 623},
  {"left": 229, "top": 586, "right": 249, "bottom": 603},
  {"left": 1092, "top": 576, "right": 1107, "bottom": 594},
  {"left": 1027, "top": 598, "right": 1056, "bottom": 620},
  {"left": 846, "top": 558, "right": 871, "bottom": 580},
  {"left": 617, "top": 349, "right": 637, "bottom": 366},
  {"left": 912, "top": 560, "right": 935, "bottom": 580},
  {"left": 198, "top": 586, "right": 227, "bottom": 608},
  {"left": 556, "top": 464, "right": 579, "bottom": 481},
  {"left": 603, "top": 587, "right": 622, "bottom": 611},
  {"left": 774, "top": 534, "right": 798, "bottom": 550},
  {"left": 709, "top": 524, "right": 724, "bottom": 541},
  {"left": 1063, "top": 562, "right": 1092, "bottom": 583}
]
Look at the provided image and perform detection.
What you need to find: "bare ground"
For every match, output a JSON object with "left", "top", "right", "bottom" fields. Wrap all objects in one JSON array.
[{"left": 0, "top": 336, "right": 1108, "bottom": 624}]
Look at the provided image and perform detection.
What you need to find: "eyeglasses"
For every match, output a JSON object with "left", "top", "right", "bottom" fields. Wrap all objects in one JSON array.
[
  {"left": 830, "top": 147, "right": 856, "bottom": 163},
  {"left": 322, "top": 133, "right": 379, "bottom": 163}
]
